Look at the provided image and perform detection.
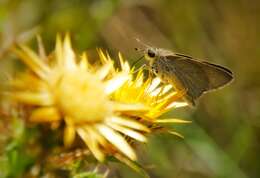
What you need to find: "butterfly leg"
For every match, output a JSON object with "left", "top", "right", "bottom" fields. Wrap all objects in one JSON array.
[{"left": 131, "top": 64, "right": 149, "bottom": 74}]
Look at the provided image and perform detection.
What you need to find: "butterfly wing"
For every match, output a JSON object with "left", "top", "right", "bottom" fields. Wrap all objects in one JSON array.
[
  {"left": 200, "top": 61, "right": 233, "bottom": 90},
  {"left": 159, "top": 54, "right": 233, "bottom": 105}
]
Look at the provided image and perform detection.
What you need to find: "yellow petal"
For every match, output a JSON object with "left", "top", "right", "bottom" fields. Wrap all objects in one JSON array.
[
  {"left": 134, "top": 70, "right": 144, "bottom": 87},
  {"left": 155, "top": 118, "right": 191, "bottom": 124},
  {"left": 95, "top": 62, "right": 113, "bottom": 80},
  {"left": 155, "top": 89, "right": 187, "bottom": 111},
  {"left": 136, "top": 78, "right": 152, "bottom": 101},
  {"left": 167, "top": 101, "right": 189, "bottom": 109},
  {"left": 160, "top": 85, "right": 173, "bottom": 95},
  {"left": 12, "top": 47, "right": 49, "bottom": 80},
  {"left": 64, "top": 124, "right": 76, "bottom": 147},
  {"left": 105, "top": 51, "right": 113, "bottom": 64},
  {"left": 84, "top": 126, "right": 108, "bottom": 148},
  {"left": 79, "top": 52, "right": 89, "bottom": 70},
  {"left": 11, "top": 91, "right": 54, "bottom": 106},
  {"left": 55, "top": 34, "right": 63, "bottom": 67},
  {"left": 109, "top": 116, "right": 150, "bottom": 132},
  {"left": 36, "top": 35, "right": 47, "bottom": 60},
  {"left": 97, "top": 49, "right": 108, "bottom": 63},
  {"left": 118, "top": 52, "right": 130, "bottom": 72},
  {"left": 63, "top": 34, "right": 76, "bottom": 70},
  {"left": 10, "top": 75, "right": 47, "bottom": 90},
  {"left": 77, "top": 127, "right": 105, "bottom": 162},
  {"left": 107, "top": 122, "right": 147, "bottom": 142},
  {"left": 105, "top": 73, "right": 129, "bottom": 94},
  {"left": 151, "top": 85, "right": 173, "bottom": 97},
  {"left": 96, "top": 124, "right": 136, "bottom": 160},
  {"left": 29, "top": 107, "right": 61, "bottom": 122},
  {"left": 113, "top": 102, "right": 149, "bottom": 112},
  {"left": 147, "top": 77, "right": 161, "bottom": 94}
]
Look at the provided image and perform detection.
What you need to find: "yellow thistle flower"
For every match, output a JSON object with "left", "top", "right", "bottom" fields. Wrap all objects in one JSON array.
[
  {"left": 113, "top": 67, "right": 188, "bottom": 119},
  {"left": 3, "top": 34, "right": 189, "bottom": 163},
  {"left": 110, "top": 54, "right": 191, "bottom": 138}
]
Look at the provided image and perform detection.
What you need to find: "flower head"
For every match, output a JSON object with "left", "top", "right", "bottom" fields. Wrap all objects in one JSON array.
[{"left": 3, "top": 34, "right": 189, "bottom": 163}]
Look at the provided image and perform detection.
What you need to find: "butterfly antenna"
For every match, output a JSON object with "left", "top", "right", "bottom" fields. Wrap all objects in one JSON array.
[{"left": 134, "top": 38, "right": 151, "bottom": 48}]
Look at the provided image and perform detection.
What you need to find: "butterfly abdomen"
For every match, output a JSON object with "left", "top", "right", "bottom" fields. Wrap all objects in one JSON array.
[{"left": 152, "top": 58, "right": 189, "bottom": 98}]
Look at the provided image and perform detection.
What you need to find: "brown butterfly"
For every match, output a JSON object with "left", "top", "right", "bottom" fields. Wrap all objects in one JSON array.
[{"left": 136, "top": 47, "right": 233, "bottom": 106}]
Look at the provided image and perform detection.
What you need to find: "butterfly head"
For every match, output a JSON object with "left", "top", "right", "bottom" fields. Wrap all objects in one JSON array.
[
  {"left": 144, "top": 48, "right": 158, "bottom": 61},
  {"left": 134, "top": 47, "right": 157, "bottom": 65},
  {"left": 144, "top": 47, "right": 174, "bottom": 61}
]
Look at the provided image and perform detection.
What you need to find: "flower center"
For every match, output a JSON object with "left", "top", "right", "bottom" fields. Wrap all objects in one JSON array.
[{"left": 55, "top": 69, "right": 112, "bottom": 123}]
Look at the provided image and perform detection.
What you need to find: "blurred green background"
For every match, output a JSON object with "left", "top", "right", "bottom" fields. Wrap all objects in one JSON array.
[{"left": 0, "top": 0, "right": 259, "bottom": 178}]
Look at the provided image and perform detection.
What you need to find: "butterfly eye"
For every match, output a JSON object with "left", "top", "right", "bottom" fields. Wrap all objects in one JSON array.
[{"left": 147, "top": 49, "right": 156, "bottom": 58}]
